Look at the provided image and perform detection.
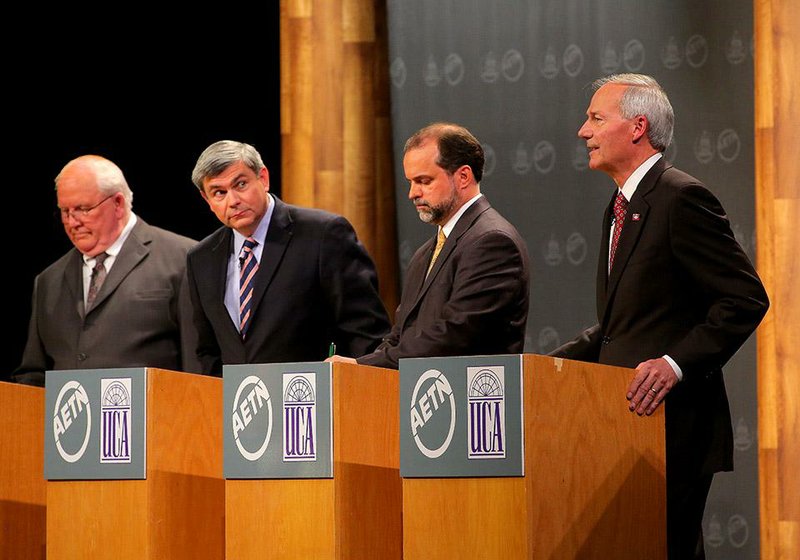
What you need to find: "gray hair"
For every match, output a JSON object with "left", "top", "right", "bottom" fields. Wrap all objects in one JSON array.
[
  {"left": 593, "top": 73, "right": 674, "bottom": 152},
  {"left": 55, "top": 155, "right": 134, "bottom": 210},
  {"left": 191, "top": 140, "right": 265, "bottom": 191}
]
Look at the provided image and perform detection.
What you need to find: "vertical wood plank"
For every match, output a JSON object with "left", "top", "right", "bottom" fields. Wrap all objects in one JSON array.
[
  {"left": 281, "top": 11, "right": 315, "bottom": 207},
  {"left": 312, "top": 0, "right": 343, "bottom": 176},
  {"left": 755, "top": 0, "right": 799, "bottom": 558},
  {"left": 281, "top": 0, "right": 398, "bottom": 310},
  {"left": 343, "top": 42, "right": 376, "bottom": 243},
  {"left": 343, "top": 0, "right": 375, "bottom": 42}
]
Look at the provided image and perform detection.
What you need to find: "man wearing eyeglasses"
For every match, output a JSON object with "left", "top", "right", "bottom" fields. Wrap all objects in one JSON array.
[{"left": 13, "top": 155, "right": 200, "bottom": 386}]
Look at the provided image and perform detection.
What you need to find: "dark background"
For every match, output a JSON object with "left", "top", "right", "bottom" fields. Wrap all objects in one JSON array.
[{"left": 5, "top": 11, "right": 281, "bottom": 378}]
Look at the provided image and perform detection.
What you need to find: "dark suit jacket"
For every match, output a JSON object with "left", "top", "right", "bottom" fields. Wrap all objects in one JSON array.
[
  {"left": 186, "top": 196, "right": 390, "bottom": 375},
  {"left": 552, "top": 159, "right": 769, "bottom": 479},
  {"left": 14, "top": 218, "right": 200, "bottom": 386},
  {"left": 359, "top": 196, "right": 530, "bottom": 370}
]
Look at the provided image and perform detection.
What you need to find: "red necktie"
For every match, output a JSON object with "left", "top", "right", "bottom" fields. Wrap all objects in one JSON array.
[{"left": 609, "top": 192, "right": 628, "bottom": 270}]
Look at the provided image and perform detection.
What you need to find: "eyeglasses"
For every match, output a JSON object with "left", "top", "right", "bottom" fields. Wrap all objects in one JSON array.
[{"left": 58, "top": 194, "right": 116, "bottom": 221}]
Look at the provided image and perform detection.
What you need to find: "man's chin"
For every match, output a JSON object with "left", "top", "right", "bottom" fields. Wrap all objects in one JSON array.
[
  {"left": 72, "top": 239, "right": 98, "bottom": 254},
  {"left": 417, "top": 211, "right": 434, "bottom": 223},
  {"left": 228, "top": 216, "right": 253, "bottom": 230}
]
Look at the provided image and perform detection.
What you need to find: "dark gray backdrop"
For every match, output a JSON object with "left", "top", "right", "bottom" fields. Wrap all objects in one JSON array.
[{"left": 386, "top": 1, "right": 758, "bottom": 556}]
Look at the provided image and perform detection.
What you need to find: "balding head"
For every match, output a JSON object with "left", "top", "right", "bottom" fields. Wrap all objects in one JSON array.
[{"left": 55, "top": 155, "right": 133, "bottom": 256}]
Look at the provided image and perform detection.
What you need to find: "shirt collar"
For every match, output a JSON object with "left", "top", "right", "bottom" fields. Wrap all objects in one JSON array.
[
  {"left": 441, "top": 192, "right": 483, "bottom": 238},
  {"left": 619, "top": 152, "right": 662, "bottom": 202},
  {"left": 82, "top": 212, "right": 137, "bottom": 265},
  {"left": 232, "top": 193, "right": 274, "bottom": 255}
]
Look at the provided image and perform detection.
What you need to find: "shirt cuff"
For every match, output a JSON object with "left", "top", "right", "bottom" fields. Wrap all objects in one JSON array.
[{"left": 663, "top": 354, "right": 683, "bottom": 381}]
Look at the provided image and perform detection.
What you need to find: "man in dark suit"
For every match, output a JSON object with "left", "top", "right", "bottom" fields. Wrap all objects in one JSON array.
[
  {"left": 552, "top": 74, "right": 769, "bottom": 559},
  {"left": 186, "top": 140, "right": 390, "bottom": 375},
  {"left": 329, "top": 123, "right": 530, "bottom": 370},
  {"left": 14, "top": 155, "right": 200, "bottom": 386}
]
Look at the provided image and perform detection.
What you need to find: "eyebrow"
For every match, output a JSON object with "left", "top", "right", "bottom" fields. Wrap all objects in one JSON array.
[{"left": 208, "top": 173, "right": 248, "bottom": 190}]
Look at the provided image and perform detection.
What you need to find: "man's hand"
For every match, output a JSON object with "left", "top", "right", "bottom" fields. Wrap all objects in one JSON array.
[{"left": 627, "top": 357, "right": 678, "bottom": 416}]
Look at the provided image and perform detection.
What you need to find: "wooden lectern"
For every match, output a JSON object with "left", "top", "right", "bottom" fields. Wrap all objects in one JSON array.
[
  {"left": 0, "top": 381, "right": 46, "bottom": 560},
  {"left": 226, "top": 362, "right": 401, "bottom": 559},
  {"left": 46, "top": 369, "right": 224, "bottom": 560},
  {"left": 403, "top": 354, "right": 667, "bottom": 559}
]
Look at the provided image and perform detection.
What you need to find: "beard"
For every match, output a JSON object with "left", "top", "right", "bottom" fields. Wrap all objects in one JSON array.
[{"left": 414, "top": 179, "right": 459, "bottom": 224}]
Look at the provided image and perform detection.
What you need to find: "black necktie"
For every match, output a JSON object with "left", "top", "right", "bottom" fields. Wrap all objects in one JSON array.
[{"left": 86, "top": 252, "right": 109, "bottom": 310}]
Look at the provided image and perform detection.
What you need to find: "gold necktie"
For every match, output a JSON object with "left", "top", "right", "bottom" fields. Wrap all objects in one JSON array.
[{"left": 426, "top": 229, "right": 447, "bottom": 277}]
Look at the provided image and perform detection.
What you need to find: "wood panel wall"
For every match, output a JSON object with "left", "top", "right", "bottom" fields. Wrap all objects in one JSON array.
[
  {"left": 755, "top": 0, "right": 800, "bottom": 558},
  {"left": 280, "top": 0, "right": 398, "bottom": 315}
]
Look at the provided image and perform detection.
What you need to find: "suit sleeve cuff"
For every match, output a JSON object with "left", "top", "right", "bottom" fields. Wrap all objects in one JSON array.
[{"left": 663, "top": 354, "right": 683, "bottom": 381}]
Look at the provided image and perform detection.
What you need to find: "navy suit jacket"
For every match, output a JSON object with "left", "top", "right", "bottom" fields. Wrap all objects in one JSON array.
[
  {"left": 187, "top": 196, "right": 390, "bottom": 375},
  {"left": 552, "top": 159, "right": 769, "bottom": 479}
]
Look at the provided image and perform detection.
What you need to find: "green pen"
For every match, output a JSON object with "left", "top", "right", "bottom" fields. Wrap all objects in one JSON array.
[{"left": 328, "top": 342, "right": 336, "bottom": 357}]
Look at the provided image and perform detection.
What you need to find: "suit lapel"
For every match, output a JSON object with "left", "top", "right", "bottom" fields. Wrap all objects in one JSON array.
[
  {"left": 66, "top": 250, "right": 86, "bottom": 319},
  {"left": 605, "top": 196, "right": 649, "bottom": 296},
  {"left": 408, "top": 236, "right": 436, "bottom": 301},
  {"left": 599, "top": 158, "right": 669, "bottom": 325},
  {"left": 404, "top": 197, "right": 491, "bottom": 324},
  {"left": 208, "top": 228, "right": 241, "bottom": 339},
  {"left": 597, "top": 195, "right": 615, "bottom": 303},
  {"left": 247, "top": 197, "right": 293, "bottom": 329},
  {"left": 86, "top": 219, "right": 150, "bottom": 315}
]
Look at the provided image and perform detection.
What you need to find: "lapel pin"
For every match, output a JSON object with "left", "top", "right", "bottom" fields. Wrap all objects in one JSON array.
[{"left": 631, "top": 213, "right": 641, "bottom": 221}]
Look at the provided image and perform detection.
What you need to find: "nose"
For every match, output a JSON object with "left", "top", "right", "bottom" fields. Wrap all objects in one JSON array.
[
  {"left": 227, "top": 189, "right": 241, "bottom": 205},
  {"left": 578, "top": 120, "right": 591, "bottom": 139},
  {"left": 408, "top": 182, "right": 420, "bottom": 201},
  {"left": 64, "top": 211, "right": 83, "bottom": 225}
]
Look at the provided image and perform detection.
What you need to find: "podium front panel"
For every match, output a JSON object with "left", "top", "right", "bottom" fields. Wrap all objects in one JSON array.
[
  {"left": 402, "top": 354, "right": 666, "bottom": 559},
  {"left": 399, "top": 354, "right": 523, "bottom": 477},
  {"left": 44, "top": 368, "right": 147, "bottom": 480},
  {"left": 1, "top": 382, "right": 46, "bottom": 560},
  {"left": 46, "top": 369, "right": 225, "bottom": 560},
  {"left": 224, "top": 362, "right": 333, "bottom": 479}
]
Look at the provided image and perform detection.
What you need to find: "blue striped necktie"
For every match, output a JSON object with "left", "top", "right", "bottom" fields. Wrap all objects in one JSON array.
[{"left": 239, "top": 237, "right": 259, "bottom": 338}]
